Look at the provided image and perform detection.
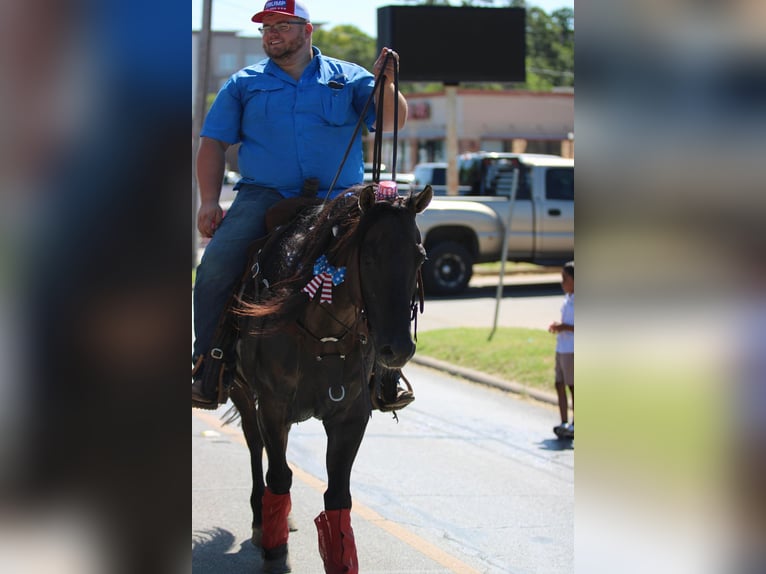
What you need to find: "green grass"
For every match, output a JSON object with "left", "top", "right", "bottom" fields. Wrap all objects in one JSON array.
[{"left": 415, "top": 327, "right": 556, "bottom": 391}]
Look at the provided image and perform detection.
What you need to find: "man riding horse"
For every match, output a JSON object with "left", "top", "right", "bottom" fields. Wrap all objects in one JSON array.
[{"left": 192, "top": 0, "right": 414, "bottom": 412}]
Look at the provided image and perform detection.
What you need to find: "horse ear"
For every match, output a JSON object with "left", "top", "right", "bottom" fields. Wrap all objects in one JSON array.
[
  {"left": 409, "top": 185, "right": 433, "bottom": 214},
  {"left": 358, "top": 185, "right": 375, "bottom": 213}
]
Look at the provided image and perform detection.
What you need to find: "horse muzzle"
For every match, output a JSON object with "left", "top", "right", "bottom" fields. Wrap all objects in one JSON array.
[{"left": 374, "top": 337, "right": 416, "bottom": 368}]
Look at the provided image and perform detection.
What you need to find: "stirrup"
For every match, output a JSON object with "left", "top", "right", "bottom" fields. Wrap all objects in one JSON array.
[
  {"left": 191, "top": 356, "right": 227, "bottom": 410},
  {"left": 372, "top": 371, "right": 415, "bottom": 412}
]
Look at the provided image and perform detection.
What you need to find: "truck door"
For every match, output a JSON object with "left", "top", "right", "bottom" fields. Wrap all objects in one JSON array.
[
  {"left": 536, "top": 167, "right": 574, "bottom": 259},
  {"left": 494, "top": 168, "right": 535, "bottom": 258}
]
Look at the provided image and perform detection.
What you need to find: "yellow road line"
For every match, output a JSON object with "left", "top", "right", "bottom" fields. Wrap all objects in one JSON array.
[{"left": 194, "top": 410, "right": 481, "bottom": 574}]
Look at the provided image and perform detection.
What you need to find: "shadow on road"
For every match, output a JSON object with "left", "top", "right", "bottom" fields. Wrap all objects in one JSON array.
[
  {"left": 537, "top": 437, "right": 574, "bottom": 451},
  {"left": 192, "top": 527, "right": 262, "bottom": 573}
]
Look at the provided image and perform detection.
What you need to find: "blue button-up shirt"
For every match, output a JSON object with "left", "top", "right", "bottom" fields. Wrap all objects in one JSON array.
[{"left": 201, "top": 47, "right": 377, "bottom": 199}]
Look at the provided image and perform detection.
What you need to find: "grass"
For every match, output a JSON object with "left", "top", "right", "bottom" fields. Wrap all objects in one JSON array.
[{"left": 415, "top": 327, "right": 556, "bottom": 391}]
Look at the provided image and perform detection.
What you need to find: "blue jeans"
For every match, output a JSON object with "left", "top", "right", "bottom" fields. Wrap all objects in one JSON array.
[{"left": 193, "top": 185, "right": 284, "bottom": 361}]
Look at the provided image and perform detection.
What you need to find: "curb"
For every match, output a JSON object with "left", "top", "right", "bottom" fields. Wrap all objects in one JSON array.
[{"left": 410, "top": 354, "right": 558, "bottom": 406}]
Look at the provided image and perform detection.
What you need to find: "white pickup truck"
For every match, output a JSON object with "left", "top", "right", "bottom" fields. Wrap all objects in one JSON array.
[{"left": 414, "top": 152, "right": 574, "bottom": 295}]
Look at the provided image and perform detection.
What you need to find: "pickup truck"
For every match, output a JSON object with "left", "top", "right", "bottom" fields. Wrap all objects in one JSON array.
[{"left": 415, "top": 152, "right": 574, "bottom": 295}]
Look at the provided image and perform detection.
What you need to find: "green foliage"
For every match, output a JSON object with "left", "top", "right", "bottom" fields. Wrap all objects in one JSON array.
[
  {"left": 312, "top": 24, "right": 377, "bottom": 69},
  {"left": 416, "top": 327, "right": 556, "bottom": 389},
  {"left": 205, "top": 93, "right": 216, "bottom": 115},
  {"left": 522, "top": 7, "right": 574, "bottom": 90}
]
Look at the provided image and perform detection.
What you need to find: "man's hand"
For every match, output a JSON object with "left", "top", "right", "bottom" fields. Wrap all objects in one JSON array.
[
  {"left": 373, "top": 47, "right": 399, "bottom": 82},
  {"left": 197, "top": 201, "right": 223, "bottom": 238},
  {"left": 371, "top": 47, "right": 407, "bottom": 131}
]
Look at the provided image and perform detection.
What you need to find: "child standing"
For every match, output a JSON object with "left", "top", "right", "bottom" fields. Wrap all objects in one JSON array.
[{"left": 549, "top": 261, "right": 574, "bottom": 439}]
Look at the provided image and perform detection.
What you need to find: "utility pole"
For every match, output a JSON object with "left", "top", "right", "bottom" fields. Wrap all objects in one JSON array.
[
  {"left": 192, "top": 0, "right": 212, "bottom": 268},
  {"left": 445, "top": 83, "right": 459, "bottom": 196}
]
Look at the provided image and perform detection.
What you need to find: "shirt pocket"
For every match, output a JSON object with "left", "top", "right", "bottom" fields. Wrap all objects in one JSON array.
[
  {"left": 244, "top": 79, "right": 292, "bottom": 122},
  {"left": 319, "top": 83, "right": 354, "bottom": 126}
]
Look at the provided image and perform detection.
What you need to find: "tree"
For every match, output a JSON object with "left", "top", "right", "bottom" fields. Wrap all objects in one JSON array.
[
  {"left": 312, "top": 25, "right": 378, "bottom": 68},
  {"left": 523, "top": 6, "right": 574, "bottom": 89}
]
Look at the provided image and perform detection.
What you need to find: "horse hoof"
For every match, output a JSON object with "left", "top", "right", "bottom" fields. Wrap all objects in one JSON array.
[
  {"left": 251, "top": 526, "right": 262, "bottom": 547},
  {"left": 262, "top": 554, "right": 291, "bottom": 574}
]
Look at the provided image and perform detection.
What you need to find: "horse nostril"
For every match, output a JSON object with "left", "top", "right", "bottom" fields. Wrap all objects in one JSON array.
[
  {"left": 376, "top": 342, "right": 415, "bottom": 368},
  {"left": 378, "top": 345, "right": 395, "bottom": 360}
]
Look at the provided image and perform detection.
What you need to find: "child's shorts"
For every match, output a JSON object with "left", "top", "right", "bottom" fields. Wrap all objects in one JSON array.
[{"left": 555, "top": 352, "right": 574, "bottom": 387}]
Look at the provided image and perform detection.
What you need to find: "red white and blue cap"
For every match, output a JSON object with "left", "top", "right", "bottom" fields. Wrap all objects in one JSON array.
[{"left": 252, "top": 0, "right": 311, "bottom": 23}]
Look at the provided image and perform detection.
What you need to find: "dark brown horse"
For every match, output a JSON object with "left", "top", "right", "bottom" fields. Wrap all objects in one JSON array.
[{"left": 228, "top": 184, "right": 432, "bottom": 573}]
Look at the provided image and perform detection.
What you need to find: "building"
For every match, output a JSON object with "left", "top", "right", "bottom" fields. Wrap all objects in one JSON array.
[
  {"left": 192, "top": 32, "right": 574, "bottom": 174},
  {"left": 389, "top": 89, "right": 574, "bottom": 171},
  {"left": 192, "top": 30, "right": 267, "bottom": 99}
]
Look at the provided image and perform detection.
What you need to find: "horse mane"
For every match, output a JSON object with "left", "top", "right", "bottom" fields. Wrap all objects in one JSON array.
[{"left": 235, "top": 185, "right": 403, "bottom": 333}]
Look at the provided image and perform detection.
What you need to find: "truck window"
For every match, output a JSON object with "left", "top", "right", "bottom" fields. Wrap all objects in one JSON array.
[
  {"left": 489, "top": 167, "right": 531, "bottom": 199},
  {"left": 459, "top": 160, "right": 481, "bottom": 194},
  {"left": 545, "top": 168, "right": 574, "bottom": 201}
]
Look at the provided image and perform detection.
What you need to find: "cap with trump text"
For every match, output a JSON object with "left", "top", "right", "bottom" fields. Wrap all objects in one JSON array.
[{"left": 252, "top": 0, "right": 310, "bottom": 24}]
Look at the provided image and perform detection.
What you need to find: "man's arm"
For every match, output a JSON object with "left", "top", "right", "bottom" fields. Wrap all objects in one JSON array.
[
  {"left": 372, "top": 48, "right": 408, "bottom": 132},
  {"left": 196, "top": 136, "right": 230, "bottom": 238}
]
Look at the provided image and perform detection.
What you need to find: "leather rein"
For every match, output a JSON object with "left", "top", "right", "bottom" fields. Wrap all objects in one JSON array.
[{"left": 325, "top": 50, "right": 400, "bottom": 202}]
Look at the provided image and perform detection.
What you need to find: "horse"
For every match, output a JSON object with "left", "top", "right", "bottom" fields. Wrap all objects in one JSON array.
[{"left": 228, "top": 183, "right": 433, "bottom": 573}]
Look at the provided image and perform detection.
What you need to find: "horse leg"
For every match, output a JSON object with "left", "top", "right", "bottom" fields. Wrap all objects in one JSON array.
[
  {"left": 257, "top": 398, "right": 293, "bottom": 573},
  {"left": 315, "top": 410, "right": 369, "bottom": 574},
  {"left": 227, "top": 382, "right": 265, "bottom": 546}
]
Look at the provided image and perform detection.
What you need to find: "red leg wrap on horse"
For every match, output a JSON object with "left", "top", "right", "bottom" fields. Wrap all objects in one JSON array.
[
  {"left": 261, "top": 488, "right": 292, "bottom": 550},
  {"left": 314, "top": 509, "right": 358, "bottom": 574}
]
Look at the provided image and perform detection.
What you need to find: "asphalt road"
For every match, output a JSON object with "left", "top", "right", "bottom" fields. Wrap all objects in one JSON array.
[
  {"left": 419, "top": 272, "right": 562, "bottom": 333},
  {"left": 192, "top": 362, "right": 573, "bottom": 574}
]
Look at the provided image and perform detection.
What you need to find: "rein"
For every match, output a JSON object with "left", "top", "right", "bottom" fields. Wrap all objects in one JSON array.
[
  {"left": 325, "top": 50, "right": 399, "bottom": 202},
  {"left": 370, "top": 53, "right": 399, "bottom": 183}
]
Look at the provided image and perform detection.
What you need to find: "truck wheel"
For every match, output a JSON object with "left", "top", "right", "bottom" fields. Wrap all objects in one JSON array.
[{"left": 423, "top": 241, "right": 473, "bottom": 296}]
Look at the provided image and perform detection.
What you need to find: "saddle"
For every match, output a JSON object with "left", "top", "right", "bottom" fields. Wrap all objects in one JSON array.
[{"left": 193, "top": 194, "right": 322, "bottom": 409}]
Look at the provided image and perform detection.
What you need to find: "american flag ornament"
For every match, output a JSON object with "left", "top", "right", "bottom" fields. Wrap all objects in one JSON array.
[{"left": 302, "top": 254, "right": 346, "bottom": 304}]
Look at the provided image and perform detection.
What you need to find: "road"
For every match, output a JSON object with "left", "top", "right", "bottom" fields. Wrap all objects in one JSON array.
[
  {"left": 419, "top": 273, "right": 563, "bottom": 333},
  {"left": 193, "top": 362, "right": 573, "bottom": 573}
]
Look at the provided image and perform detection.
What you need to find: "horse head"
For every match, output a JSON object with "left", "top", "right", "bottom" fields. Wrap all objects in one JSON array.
[{"left": 354, "top": 185, "right": 433, "bottom": 368}]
